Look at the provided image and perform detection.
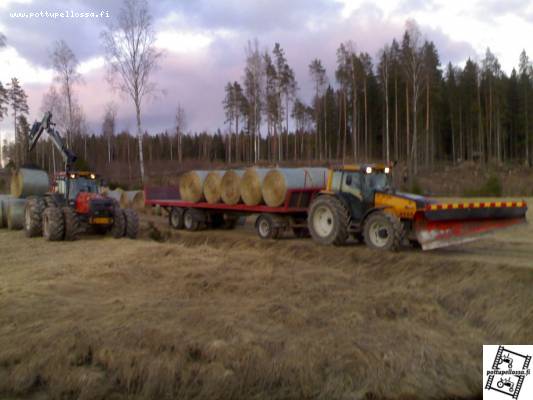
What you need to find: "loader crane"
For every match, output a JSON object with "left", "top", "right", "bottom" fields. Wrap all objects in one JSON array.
[{"left": 23, "top": 111, "right": 139, "bottom": 241}]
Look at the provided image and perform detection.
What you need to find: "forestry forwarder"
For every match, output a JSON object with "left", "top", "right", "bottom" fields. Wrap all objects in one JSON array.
[
  {"left": 23, "top": 111, "right": 139, "bottom": 241},
  {"left": 307, "top": 164, "right": 527, "bottom": 250}
]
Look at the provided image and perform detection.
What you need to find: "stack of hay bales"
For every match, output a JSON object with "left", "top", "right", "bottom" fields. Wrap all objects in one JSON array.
[
  {"left": 105, "top": 187, "right": 124, "bottom": 203},
  {"left": 176, "top": 167, "right": 328, "bottom": 207},
  {"left": 119, "top": 190, "right": 146, "bottom": 210},
  {"left": 0, "top": 168, "right": 50, "bottom": 230}
]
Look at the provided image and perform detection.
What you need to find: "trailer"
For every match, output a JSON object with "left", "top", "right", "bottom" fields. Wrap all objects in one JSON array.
[{"left": 144, "top": 186, "right": 322, "bottom": 239}]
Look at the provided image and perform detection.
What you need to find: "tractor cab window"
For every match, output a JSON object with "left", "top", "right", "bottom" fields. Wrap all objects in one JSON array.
[
  {"left": 67, "top": 178, "right": 98, "bottom": 199},
  {"left": 341, "top": 172, "right": 363, "bottom": 200},
  {"left": 363, "top": 172, "right": 392, "bottom": 199}
]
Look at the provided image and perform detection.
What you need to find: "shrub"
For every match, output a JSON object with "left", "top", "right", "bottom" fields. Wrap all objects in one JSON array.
[{"left": 464, "top": 175, "right": 502, "bottom": 197}]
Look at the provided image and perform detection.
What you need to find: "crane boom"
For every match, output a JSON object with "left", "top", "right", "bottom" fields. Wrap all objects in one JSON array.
[{"left": 28, "top": 111, "right": 77, "bottom": 171}]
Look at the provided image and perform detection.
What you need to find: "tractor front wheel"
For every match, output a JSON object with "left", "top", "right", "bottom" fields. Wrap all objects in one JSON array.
[
  {"left": 363, "top": 211, "right": 404, "bottom": 251},
  {"left": 111, "top": 207, "right": 126, "bottom": 238},
  {"left": 308, "top": 195, "right": 350, "bottom": 246},
  {"left": 123, "top": 208, "right": 139, "bottom": 239},
  {"left": 63, "top": 207, "right": 81, "bottom": 241},
  {"left": 43, "top": 207, "right": 65, "bottom": 241}
]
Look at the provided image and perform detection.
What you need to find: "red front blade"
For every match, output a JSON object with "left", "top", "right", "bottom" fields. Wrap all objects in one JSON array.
[{"left": 414, "top": 201, "right": 528, "bottom": 250}]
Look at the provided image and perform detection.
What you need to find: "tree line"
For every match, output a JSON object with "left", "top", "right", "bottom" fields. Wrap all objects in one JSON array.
[{"left": 2, "top": 14, "right": 533, "bottom": 187}]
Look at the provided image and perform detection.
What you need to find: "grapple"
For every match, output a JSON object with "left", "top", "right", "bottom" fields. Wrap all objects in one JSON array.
[{"left": 414, "top": 201, "right": 528, "bottom": 250}]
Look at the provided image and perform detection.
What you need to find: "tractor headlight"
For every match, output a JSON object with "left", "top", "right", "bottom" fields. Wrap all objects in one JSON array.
[
  {"left": 90, "top": 173, "right": 96, "bottom": 179},
  {"left": 365, "top": 167, "right": 372, "bottom": 174},
  {"left": 70, "top": 173, "right": 76, "bottom": 179},
  {"left": 384, "top": 167, "right": 390, "bottom": 174}
]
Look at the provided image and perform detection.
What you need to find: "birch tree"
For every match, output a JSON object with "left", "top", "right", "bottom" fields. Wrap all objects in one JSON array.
[
  {"left": 101, "top": 0, "right": 162, "bottom": 182},
  {"left": 102, "top": 103, "right": 117, "bottom": 165},
  {"left": 50, "top": 40, "right": 82, "bottom": 148},
  {"left": 175, "top": 104, "right": 186, "bottom": 163}
]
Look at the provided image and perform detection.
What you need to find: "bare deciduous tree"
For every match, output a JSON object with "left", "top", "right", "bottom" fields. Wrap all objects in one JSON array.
[
  {"left": 50, "top": 40, "right": 82, "bottom": 148},
  {"left": 102, "top": 103, "right": 117, "bottom": 165},
  {"left": 175, "top": 104, "right": 186, "bottom": 163},
  {"left": 101, "top": 0, "right": 162, "bottom": 183}
]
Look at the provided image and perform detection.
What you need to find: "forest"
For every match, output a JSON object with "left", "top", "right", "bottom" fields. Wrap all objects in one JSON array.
[{"left": 1, "top": 19, "right": 532, "bottom": 186}]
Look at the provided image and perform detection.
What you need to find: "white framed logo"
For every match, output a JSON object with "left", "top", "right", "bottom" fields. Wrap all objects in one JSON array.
[{"left": 484, "top": 345, "right": 532, "bottom": 399}]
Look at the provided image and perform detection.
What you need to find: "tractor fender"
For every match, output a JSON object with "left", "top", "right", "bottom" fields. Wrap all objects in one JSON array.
[{"left": 361, "top": 205, "right": 391, "bottom": 224}]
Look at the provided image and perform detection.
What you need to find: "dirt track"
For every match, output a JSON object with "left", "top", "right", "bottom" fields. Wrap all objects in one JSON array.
[{"left": 0, "top": 203, "right": 532, "bottom": 400}]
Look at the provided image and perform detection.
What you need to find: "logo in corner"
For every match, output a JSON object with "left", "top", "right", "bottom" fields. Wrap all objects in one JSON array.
[{"left": 484, "top": 345, "right": 532, "bottom": 399}]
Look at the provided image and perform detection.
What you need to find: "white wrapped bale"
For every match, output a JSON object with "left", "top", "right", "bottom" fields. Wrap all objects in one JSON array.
[
  {"left": 220, "top": 170, "right": 244, "bottom": 205},
  {"left": 10, "top": 168, "right": 50, "bottom": 198},
  {"left": 179, "top": 171, "right": 209, "bottom": 203},
  {"left": 7, "top": 198, "right": 26, "bottom": 230},
  {"left": 106, "top": 189, "right": 123, "bottom": 203},
  {"left": 262, "top": 168, "right": 328, "bottom": 207},
  {"left": 203, "top": 171, "right": 224, "bottom": 204},
  {"left": 240, "top": 168, "right": 269, "bottom": 206}
]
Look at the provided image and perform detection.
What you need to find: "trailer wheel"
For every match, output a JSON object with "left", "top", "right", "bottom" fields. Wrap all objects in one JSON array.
[
  {"left": 256, "top": 214, "right": 280, "bottom": 239},
  {"left": 184, "top": 209, "right": 201, "bottom": 231},
  {"left": 43, "top": 207, "right": 65, "bottom": 241},
  {"left": 363, "top": 211, "right": 404, "bottom": 251},
  {"left": 169, "top": 207, "right": 185, "bottom": 229}
]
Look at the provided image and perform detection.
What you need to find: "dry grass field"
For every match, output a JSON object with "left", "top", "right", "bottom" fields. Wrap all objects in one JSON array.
[{"left": 0, "top": 201, "right": 532, "bottom": 400}]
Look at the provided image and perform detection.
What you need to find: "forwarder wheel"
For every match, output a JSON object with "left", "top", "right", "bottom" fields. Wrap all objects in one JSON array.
[
  {"left": 255, "top": 214, "right": 280, "bottom": 239},
  {"left": 169, "top": 207, "right": 185, "bottom": 229},
  {"left": 123, "top": 208, "right": 139, "bottom": 239},
  {"left": 24, "top": 196, "right": 46, "bottom": 237},
  {"left": 43, "top": 207, "right": 65, "bottom": 241},
  {"left": 111, "top": 207, "right": 126, "bottom": 238},
  {"left": 363, "top": 211, "right": 404, "bottom": 251},
  {"left": 308, "top": 195, "right": 350, "bottom": 246},
  {"left": 184, "top": 209, "right": 200, "bottom": 231},
  {"left": 63, "top": 207, "right": 81, "bottom": 241}
]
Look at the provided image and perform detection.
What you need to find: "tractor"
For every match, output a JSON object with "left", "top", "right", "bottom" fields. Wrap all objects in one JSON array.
[
  {"left": 307, "top": 164, "right": 527, "bottom": 251},
  {"left": 23, "top": 112, "right": 138, "bottom": 241}
]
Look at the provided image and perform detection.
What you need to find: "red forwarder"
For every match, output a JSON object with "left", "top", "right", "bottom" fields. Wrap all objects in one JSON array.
[{"left": 144, "top": 186, "right": 322, "bottom": 239}]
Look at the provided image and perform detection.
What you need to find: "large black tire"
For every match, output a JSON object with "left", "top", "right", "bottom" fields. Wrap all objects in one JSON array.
[
  {"left": 123, "top": 208, "right": 139, "bottom": 239},
  {"left": 183, "top": 209, "right": 201, "bottom": 231},
  {"left": 110, "top": 207, "right": 126, "bottom": 238},
  {"left": 169, "top": 207, "right": 185, "bottom": 229},
  {"left": 363, "top": 211, "right": 405, "bottom": 251},
  {"left": 255, "top": 214, "right": 280, "bottom": 239},
  {"left": 63, "top": 207, "right": 81, "bottom": 241},
  {"left": 24, "top": 196, "right": 46, "bottom": 237},
  {"left": 43, "top": 207, "right": 65, "bottom": 241},
  {"left": 308, "top": 195, "right": 350, "bottom": 245}
]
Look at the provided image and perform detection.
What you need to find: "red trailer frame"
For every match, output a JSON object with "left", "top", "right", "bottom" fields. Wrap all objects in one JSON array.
[{"left": 144, "top": 186, "right": 322, "bottom": 239}]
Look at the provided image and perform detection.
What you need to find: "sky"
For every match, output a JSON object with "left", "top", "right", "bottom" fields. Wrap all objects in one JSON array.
[{"left": 1, "top": 0, "right": 533, "bottom": 145}]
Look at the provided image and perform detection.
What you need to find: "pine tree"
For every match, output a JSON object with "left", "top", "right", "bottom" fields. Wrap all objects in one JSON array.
[{"left": 7, "top": 78, "right": 29, "bottom": 167}]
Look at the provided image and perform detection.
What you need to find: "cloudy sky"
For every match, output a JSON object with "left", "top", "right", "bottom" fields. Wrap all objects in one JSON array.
[{"left": 1, "top": 0, "right": 533, "bottom": 143}]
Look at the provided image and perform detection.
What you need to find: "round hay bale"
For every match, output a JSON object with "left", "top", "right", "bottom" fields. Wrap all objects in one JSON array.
[
  {"left": 220, "top": 170, "right": 244, "bottom": 205},
  {"left": 120, "top": 191, "right": 139, "bottom": 208},
  {"left": 0, "top": 195, "right": 13, "bottom": 228},
  {"left": 7, "top": 198, "right": 26, "bottom": 230},
  {"left": 262, "top": 168, "right": 328, "bottom": 207},
  {"left": 131, "top": 191, "right": 145, "bottom": 210},
  {"left": 106, "top": 190, "right": 122, "bottom": 202},
  {"left": 179, "top": 171, "right": 209, "bottom": 202},
  {"left": 100, "top": 186, "right": 110, "bottom": 195},
  {"left": 240, "top": 168, "right": 269, "bottom": 206},
  {"left": 203, "top": 171, "right": 223, "bottom": 204},
  {"left": 10, "top": 168, "right": 50, "bottom": 198}
]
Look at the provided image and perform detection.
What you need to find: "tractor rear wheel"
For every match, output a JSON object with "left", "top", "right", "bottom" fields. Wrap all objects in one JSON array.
[
  {"left": 363, "top": 211, "right": 404, "bottom": 251},
  {"left": 63, "top": 207, "right": 81, "bottom": 241},
  {"left": 308, "top": 195, "right": 350, "bottom": 245},
  {"left": 43, "top": 207, "right": 65, "bottom": 241},
  {"left": 111, "top": 207, "right": 126, "bottom": 238},
  {"left": 123, "top": 208, "right": 139, "bottom": 239},
  {"left": 24, "top": 196, "right": 46, "bottom": 237}
]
